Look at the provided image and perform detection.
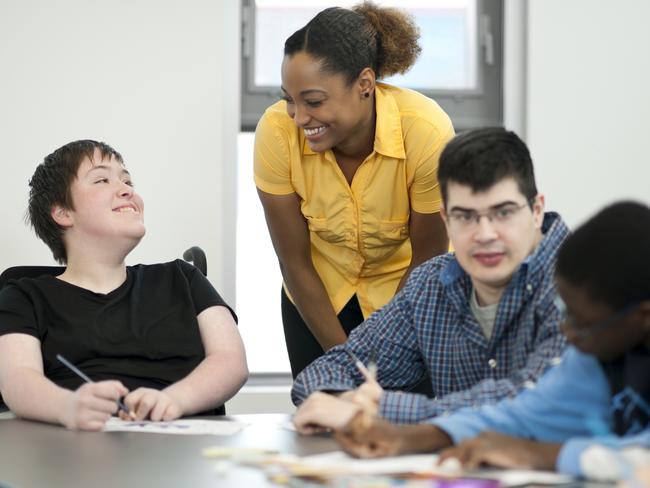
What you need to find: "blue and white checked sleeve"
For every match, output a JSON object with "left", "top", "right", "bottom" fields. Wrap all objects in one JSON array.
[{"left": 291, "top": 283, "right": 429, "bottom": 405}]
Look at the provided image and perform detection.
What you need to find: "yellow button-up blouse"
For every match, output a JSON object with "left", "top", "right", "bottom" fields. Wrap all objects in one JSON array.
[{"left": 254, "top": 83, "right": 454, "bottom": 318}]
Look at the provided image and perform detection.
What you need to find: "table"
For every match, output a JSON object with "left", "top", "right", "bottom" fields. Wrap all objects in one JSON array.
[
  {"left": 0, "top": 414, "right": 613, "bottom": 488},
  {"left": 0, "top": 414, "right": 336, "bottom": 488}
]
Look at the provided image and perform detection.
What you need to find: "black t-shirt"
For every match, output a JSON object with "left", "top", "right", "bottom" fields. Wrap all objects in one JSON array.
[
  {"left": 600, "top": 345, "right": 650, "bottom": 436},
  {"left": 0, "top": 260, "right": 236, "bottom": 401}
]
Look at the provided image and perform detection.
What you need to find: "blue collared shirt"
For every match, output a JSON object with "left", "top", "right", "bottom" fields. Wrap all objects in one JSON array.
[
  {"left": 430, "top": 346, "right": 650, "bottom": 478},
  {"left": 292, "top": 212, "right": 570, "bottom": 423}
]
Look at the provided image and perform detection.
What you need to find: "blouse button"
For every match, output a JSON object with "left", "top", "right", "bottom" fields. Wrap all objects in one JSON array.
[{"left": 488, "top": 358, "right": 497, "bottom": 369}]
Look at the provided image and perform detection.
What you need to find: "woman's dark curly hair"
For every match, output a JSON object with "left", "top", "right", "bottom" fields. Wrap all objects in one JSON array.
[{"left": 284, "top": 1, "right": 421, "bottom": 84}]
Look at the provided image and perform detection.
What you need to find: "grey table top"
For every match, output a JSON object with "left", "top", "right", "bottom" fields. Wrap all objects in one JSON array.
[
  {"left": 0, "top": 414, "right": 336, "bottom": 488},
  {"left": 0, "top": 413, "right": 615, "bottom": 488}
]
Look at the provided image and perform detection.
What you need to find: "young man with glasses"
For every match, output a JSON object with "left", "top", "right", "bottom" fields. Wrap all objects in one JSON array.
[
  {"left": 292, "top": 128, "right": 570, "bottom": 426},
  {"left": 326, "top": 201, "right": 650, "bottom": 481}
]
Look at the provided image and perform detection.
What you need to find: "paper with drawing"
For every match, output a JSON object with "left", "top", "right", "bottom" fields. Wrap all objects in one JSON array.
[{"left": 103, "top": 417, "right": 246, "bottom": 435}]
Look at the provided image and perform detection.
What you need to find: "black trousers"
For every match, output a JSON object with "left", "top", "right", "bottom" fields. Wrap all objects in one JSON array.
[{"left": 281, "top": 288, "right": 364, "bottom": 379}]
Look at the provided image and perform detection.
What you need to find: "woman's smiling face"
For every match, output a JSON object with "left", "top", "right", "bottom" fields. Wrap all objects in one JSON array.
[{"left": 280, "top": 51, "right": 372, "bottom": 154}]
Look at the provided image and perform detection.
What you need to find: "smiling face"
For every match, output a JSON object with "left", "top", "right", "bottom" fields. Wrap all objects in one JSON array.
[
  {"left": 53, "top": 149, "right": 145, "bottom": 254},
  {"left": 442, "top": 178, "right": 544, "bottom": 302},
  {"left": 280, "top": 51, "right": 374, "bottom": 155}
]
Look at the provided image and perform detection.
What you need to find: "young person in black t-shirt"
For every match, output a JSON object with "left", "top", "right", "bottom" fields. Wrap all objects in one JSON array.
[{"left": 0, "top": 140, "right": 248, "bottom": 430}]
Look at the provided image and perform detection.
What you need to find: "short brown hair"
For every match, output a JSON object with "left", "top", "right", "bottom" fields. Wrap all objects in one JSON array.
[
  {"left": 438, "top": 128, "right": 538, "bottom": 207},
  {"left": 28, "top": 140, "right": 123, "bottom": 264}
]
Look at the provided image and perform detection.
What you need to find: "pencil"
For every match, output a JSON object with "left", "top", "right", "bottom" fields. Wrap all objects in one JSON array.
[
  {"left": 367, "top": 348, "right": 377, "bottom": 380},
  {"left": 343, "top": 348, "right": 377, "bottom": 382},
  {"left": 56, "top": 354, "right": 135, "bottom": 419}
]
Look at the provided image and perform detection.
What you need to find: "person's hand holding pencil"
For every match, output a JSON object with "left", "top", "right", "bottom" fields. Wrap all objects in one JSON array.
[
  {"left": 293, "top": 391, "right": 365, "bottom": 434},
  {"left": 293, "top": 348, "right": 383, "bottom": 435},
  {"left": 56, "top": 354, "right": 135, "bottom": 431},
  {"left": 342, "top": 348, "right": 382, "bottom": 419}
]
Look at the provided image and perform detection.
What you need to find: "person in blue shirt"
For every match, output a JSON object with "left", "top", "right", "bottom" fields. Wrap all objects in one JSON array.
[
  {"left": 293, "top": 127, "right": 569, "bottom": 424},
  {"left": 316, "top": 201, "right": 650, "bottom": 481}
]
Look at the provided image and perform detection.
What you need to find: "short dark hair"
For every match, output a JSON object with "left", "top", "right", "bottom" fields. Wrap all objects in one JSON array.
[
  {"left": 28, "top": 140, "right": 123, "bottom": 264},
  {"left": 556, "top": 201, "right": 650, "bottom": 309},
  {"left": 437, "top": 127, "right": 538, "bottom": 206},
  {"left": 284, "top": 1, "right": 421, "bottom": 84}
]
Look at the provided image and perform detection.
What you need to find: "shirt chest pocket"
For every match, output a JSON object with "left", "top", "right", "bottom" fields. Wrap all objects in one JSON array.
[
  {"left": 306, "top": 216, "right": 355, "bottom": 246},
  {"left": 362, "top": 218, "right": 410, "bottom": 250}
]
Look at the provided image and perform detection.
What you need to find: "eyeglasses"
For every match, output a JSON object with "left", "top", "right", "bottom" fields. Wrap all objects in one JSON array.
[
  {"left": 554, "top": 296, "right": 640, "bottom": 340},
  {"left": 446, "top": 201, "right": 531, "bottom": 231}
]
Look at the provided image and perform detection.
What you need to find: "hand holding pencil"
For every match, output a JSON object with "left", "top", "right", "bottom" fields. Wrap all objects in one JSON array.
[
  {"left": 344, "top": 348, "right": 376, "bottom": 382},
  {"left": 343, "top": 349, "right": 383, "bottom": 418},
  {"left": 292, "top": 348, "right": 383, "bottom": 435},
  {"left": 56, "top": 354, "right": 135, "bottom": 431}
]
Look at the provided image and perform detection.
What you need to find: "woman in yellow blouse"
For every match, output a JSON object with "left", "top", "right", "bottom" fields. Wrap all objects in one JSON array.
[{"left": 254, "top": 2, "right": 453, "bottom": 378}]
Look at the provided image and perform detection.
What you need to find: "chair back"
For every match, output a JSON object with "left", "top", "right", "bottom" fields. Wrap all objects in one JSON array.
[{"left": 182, "top": 246, "right": 207, "bottom": 276}]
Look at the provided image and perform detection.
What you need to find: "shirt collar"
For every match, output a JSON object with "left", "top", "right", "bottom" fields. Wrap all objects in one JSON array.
[
  {"left": 372, "top": 83, "right": 406, "bottom": 159},
  {"left": 301, "top": 82, "right": 406, "bottom": 159},
  {"left": 520, "top": 212, "right": 569, "bottom": 279}
]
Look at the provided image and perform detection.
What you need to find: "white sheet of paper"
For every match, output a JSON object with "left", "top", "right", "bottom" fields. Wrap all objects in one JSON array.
[
  {"left": 298, "top": 451, "right": 443, "bottom": 474},
  {"left": 0, "top": 411, "right": 17, "bottom": 421},
  {"left": 103, "top": 417, "right": 246, "bottom": 436},
  {"left": 473, "top": 469, "right": 574, "bottom": 486},
  {"left": 280, "top": 420, "right": 298, "bottom": 432},
  {"left": 297, "top": 451, "right": 575, "bottom": 486}
]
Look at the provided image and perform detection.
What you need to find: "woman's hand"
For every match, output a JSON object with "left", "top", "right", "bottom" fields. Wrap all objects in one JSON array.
[
  {"left": 123, "top": 388, "right": 183, "bottom": 422},
  {"left": 62, "top": 380, "right": 128, "bottom": 431}
]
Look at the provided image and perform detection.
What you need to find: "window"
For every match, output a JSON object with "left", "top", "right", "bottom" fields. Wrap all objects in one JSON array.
[
  {"left": 241, "top": 0, "right": 503, "bottom": 130},
  {"left": 236, "top": 132, "right": 289, "bottom": 373}
]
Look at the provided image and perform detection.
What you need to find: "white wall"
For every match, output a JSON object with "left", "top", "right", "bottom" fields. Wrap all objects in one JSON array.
[
  {"left": 2, "top": 0, "right": 649, "bottom": 414},
  {"left": 0, "top": 0, "right": 239, "bottom": 303},
  {"left": 524, "top": 0, "right": 650, "bottom": 228}
]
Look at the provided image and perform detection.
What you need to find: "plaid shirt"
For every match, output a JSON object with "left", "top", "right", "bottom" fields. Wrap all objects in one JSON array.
[{"left": 292, "top": 212, "right": 569, "bottom": 423}]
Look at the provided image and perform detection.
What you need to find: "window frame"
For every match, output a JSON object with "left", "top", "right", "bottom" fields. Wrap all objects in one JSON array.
[{"left": 240, "top": 0, "right": 503, "bottom": 131}]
